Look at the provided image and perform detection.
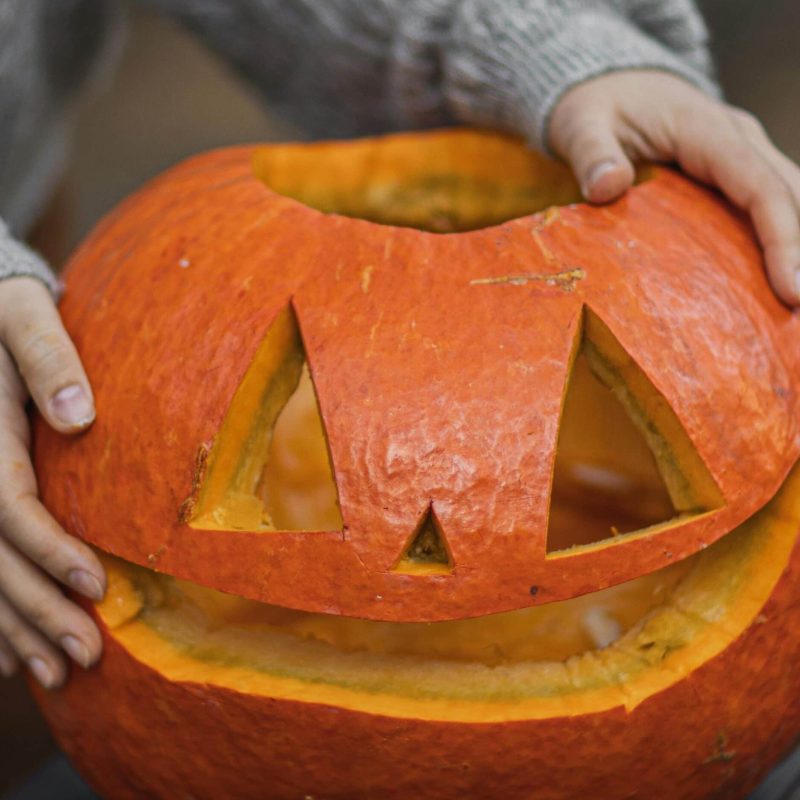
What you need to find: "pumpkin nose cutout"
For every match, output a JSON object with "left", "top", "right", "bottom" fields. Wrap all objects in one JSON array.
[
  {"left": 393, "top": 505, "right": 453, "bottom": 575},
  {"left": 192, "top": 303, "right": 342, "bottom": 532},
  {"left": 546, "top": 307, "right": 723, "bottom": 553}
]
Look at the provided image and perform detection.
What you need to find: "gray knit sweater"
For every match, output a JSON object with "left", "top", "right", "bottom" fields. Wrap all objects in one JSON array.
[{"left": 0, "top": 0, "right": 719, "bottom": 294}]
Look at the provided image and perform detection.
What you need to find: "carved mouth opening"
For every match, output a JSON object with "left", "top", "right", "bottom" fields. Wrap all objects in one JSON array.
[{"left": 99, "top": 468, "right": 797, "bottom": 720}]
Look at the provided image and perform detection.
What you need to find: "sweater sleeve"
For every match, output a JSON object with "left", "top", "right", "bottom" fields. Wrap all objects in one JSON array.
[
  {"left": 0, "top": 220, "right": 62, "bottom": 295},
  {"left": 391, "top": 0, "right": 720, "bottom": 151},
  {"left": 146, "top": 0, "right": 718, "bottom": 151},
  {"left": 0, "top": 0, "right": 122, "bottom": 297}
]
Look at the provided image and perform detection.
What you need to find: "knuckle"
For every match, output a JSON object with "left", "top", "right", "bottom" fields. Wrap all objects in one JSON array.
[
  {"left": 682, "top": 97, "right": 731, "bottom": 132},
  {"left": 551, "top": 105, "right": 610, "bottom": 156},
  {"left": 753, "top": 174, "right": 792, "bottom": 208},
  {"left": 23, "top": 600, "right": 55, "bottom": 632},
  {"left": 673, "top": 101, "right": 708, "bottom": 133},
  {"left": 730, "top": 107, "right": 764, "bottom": 135},
  {"left": 565, "top": 127, "right": 614, "bottom": 164},
  {"left": 28, "top": 539, "right": 63, "bottom": 574},
  {"left": 18, "top": 588, "right": 71, "bottom": 636},
  {"left": 0, "top": 509, "right": 18, "bottom": 542},
  {"left": 16, "top": 330, "right": 75, "bottom": 385},
  {"left": 0, "top": 485, "right": 14, "bottom": 514}
]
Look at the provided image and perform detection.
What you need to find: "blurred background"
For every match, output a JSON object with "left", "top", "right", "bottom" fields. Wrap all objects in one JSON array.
[{"left": 2, "top": 0, "right": 799, "bottom": 794}]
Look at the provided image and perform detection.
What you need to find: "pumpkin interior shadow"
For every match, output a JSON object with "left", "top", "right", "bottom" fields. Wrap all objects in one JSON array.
[{"left": 251, "top": 130, "right": 649, "bottom": 232}]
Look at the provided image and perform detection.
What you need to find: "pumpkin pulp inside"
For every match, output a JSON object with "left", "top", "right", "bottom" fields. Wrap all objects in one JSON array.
[{"left": 96, "top": 133, "right": 796, "bottom": 721}]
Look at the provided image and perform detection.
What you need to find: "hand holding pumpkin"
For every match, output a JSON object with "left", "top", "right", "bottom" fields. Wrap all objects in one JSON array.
[
  {"left": 549, "top": 69, "right": 800, "bottom": 306},
  {"left": 0, "top": 277, "right": 104, "bottom": 688}
]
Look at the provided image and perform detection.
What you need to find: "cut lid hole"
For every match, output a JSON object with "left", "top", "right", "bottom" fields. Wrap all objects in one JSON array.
[
  {"left": 393, "top": 506, "right": 453, "bottom": 575},
  {"left": 546, "top": 308, "right": 723, "bottom": 554},
  {"left": 252, "top": 132, "right": 586, "bottom": 233}
]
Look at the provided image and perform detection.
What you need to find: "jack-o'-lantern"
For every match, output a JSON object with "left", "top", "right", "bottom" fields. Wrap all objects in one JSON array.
[{"left": 32, "top": 130, "right": 800, "bottom": 799}]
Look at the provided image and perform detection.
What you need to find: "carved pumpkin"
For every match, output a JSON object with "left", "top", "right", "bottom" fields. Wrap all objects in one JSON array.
[{"left": 33, "top": 130, "right": 800, "bottom": 799}]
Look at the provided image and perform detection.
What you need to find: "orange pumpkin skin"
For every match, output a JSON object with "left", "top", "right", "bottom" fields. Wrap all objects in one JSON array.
[
  {"left": 31, "top": 557, "right": 800, "bottom": 800},
  {"left": 31, "top": 133, "right": 800, "bottom": 620},
  {"left": 31, "top": 130, "right": 800, "bottom": 799}
]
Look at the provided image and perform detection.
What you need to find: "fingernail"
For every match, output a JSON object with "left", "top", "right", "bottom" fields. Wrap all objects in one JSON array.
[
  {"left": 49, "top": 384, "right": 94, "bottom": 429},
  {"left": 67, "top": 569, "right": 104, "bottom": 601},
  {"left": 29, "top": 656, "right": 55, "bottom": 689},
  {"left": 0, "top": 650, "right": 16, "bottom": 678},
  {"left": 583, "top": 160, "right": 618, "bottom": 194},
  {"left": 794, "top": 270, "right": 800, "bottom": 300},
  {"left": 61, "top": 635, "right": 91, "bottom": 668}
]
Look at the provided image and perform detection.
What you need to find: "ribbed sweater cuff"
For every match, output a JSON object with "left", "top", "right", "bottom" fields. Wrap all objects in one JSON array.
[
  {"left": 445, "top": 5, "right": 721, "bottom": 152},
  {"left": 0, "top": 220, "right": 62, "bottom": 298}
]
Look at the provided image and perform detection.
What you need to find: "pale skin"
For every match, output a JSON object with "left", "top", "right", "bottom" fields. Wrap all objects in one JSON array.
[{"left": 1, "top": 69, "right": 799, "bottom": 689}]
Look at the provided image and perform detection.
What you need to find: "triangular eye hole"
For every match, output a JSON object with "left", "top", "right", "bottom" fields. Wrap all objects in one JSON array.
[
  {"left": 393, "top": 506, "right": 453, "bottom": 575},
  {"left": 257, "top": 363, "right": 343, "bottom": 531},
  {"left": 191, "top": 304, "right": 342, "bottom": 532},
  {"left": 546, "top": 307, "right": 723, "bottom": 554}
]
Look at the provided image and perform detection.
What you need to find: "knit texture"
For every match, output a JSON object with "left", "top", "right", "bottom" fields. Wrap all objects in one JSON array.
[
  {"left": 0, "top": 221, "right": 62, "bottom": 296},
  {"left": 0, "top": 0, "right": 719, "bottom": 294}
]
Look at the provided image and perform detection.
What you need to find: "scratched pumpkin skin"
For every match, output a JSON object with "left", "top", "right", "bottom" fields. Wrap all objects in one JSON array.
[{"left": 32, "top": 130, "right": 800, "bottom": 800}]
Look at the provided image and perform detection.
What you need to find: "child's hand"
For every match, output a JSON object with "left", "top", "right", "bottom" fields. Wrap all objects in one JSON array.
[
  {"left": 0, "top": 277, "right": 104, "bottom": 688},
  {"left": 548, "top": 70, "right": 800, "bottom": 306}
]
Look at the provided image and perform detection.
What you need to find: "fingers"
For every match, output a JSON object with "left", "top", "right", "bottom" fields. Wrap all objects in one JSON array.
[
  {"left": 0, "top": 277, "right": 95, "bottom": 433},
  {"left": 0, "top": 535, "right": 102, "bottom": 672},
  {"left": 0, "top": 347, "right": 105, "bottom": 596},
  {"left": 0, "top": 492, "right": 106, "bottom": 602},
  {"left": 548, "top": 88, "right": 636, "bottom": 204},
  {"left": 0, "top": 516, "right": 103, "bottom": 689},
  {"left": 560, "top": 121, "right": 635, "bottom": 203},
  {"left": 550, "top": 71, "right": 800, "bottom": 306},
  {"left": 0, "top": 590, "right": 67, "bottom": 689},
  {"left": 0, "top": 347, "right": 105, "bottom": 686},
  {"left": 673, "top": 109, "right": 800, "bottom": 305}
]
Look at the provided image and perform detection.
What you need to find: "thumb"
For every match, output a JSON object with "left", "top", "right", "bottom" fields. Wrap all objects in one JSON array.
[
  {"left": 0, "top": 277, "right": 95, "bottom": 434},
  {"left": 549, "top": 110, "right": 636, "bottom": 204}
]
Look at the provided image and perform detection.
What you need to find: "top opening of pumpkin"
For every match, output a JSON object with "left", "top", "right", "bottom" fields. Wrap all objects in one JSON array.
[{"left": 251, "top": 130, "right": 587, "bottom": 232}]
